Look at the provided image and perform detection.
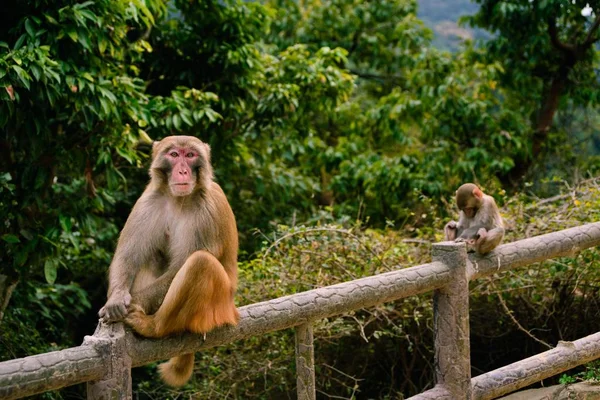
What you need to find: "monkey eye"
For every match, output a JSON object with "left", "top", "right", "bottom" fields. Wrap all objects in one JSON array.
[
  {"left": 185, "top": 152, "right": 195, "bottom": 158},
  {"left": 169, "top": 151, "right": 179, "bottom": 158}
]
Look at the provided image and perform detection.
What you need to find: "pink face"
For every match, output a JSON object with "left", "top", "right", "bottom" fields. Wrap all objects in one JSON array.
[
  {"left": 462, "top": 207, "right": 477, "bottom": 218},
  {"left": 166, "top": 147, "right": 200, "bottom": 196}
]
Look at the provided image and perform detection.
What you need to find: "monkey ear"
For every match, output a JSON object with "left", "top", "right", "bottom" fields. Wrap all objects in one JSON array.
[
  {"left": 151, "top": 141, "right": 161, "bottom": 160},
  {"left": 473, "top": 187, "right": 483, "bottom": 199},
  {"left": 202, "top": 143, "right": 211, "bottom": 160}
]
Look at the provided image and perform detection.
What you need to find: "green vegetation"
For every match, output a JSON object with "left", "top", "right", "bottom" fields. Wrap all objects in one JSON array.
[
  {"left": 1, "top": 0, "right": 599, "bottom": 398},
  {"left": 560, "top": 361, "right": 600, "bottom": 384}
]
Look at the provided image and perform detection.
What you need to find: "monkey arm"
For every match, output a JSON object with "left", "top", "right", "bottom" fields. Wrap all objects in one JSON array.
[
  {"left": 100, "top": 197, "right": 161, "bottom": 322},
  {"left": 444, "top": 221, "right": 458, "bottom": 241},
  {"left": 99, "top": 255, "right": 137, "bottom": 322}
]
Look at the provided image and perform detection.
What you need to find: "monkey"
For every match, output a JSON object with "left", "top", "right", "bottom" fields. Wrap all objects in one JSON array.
[
  {"left": 444, "top": 183, "right": 505, "bottom": 254},
  {"left": 98, "top": 135, "right": 239, "bottom": 387}
]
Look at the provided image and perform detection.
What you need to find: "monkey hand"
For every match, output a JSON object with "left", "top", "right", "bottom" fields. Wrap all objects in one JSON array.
[
  {"left": 473, "top": 228, "right": 489, "bottom": 248},
  {"left": 476, "top": 228, "right": 488, "bottom": 239},
  {"left": 98, "top": 290, "right": 132, "bottom": 322},
  {"left": 444, "top": 221, "right": 458, "bottom": 241},
  {"left": 446, "top": 221, "right": 457, "bottom": 229}
]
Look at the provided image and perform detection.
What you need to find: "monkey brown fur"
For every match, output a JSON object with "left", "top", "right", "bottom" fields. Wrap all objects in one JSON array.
[
  {"left": 98, "top": 135, "right": 239, "bottom": 387},
  {"left": 444, "top": 183, "right": 505, "bottom": 254}
]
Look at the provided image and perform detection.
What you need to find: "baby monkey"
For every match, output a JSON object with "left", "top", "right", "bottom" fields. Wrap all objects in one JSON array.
[{"left": 444, "top": 183, "right": 505, "bottom": 254}]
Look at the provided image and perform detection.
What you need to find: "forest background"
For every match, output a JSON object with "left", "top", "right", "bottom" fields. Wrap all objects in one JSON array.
[{"left": 1, "top": 0, "right": 600, "bottom": 398}]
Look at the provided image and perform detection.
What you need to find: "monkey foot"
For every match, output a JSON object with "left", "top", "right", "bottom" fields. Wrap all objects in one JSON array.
[{"left": 125, "top": 304, "right": 161, "bottom": 338}]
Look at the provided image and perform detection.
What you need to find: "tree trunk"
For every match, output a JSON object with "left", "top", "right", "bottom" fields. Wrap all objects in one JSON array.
[
  {"left": 502, "top": 73, "right": 567, "bottom": 186},
  {"left": 533, "top": 76, "right": 566, "bottom": 155},
  {"left": 0, "top": 274, "right": 18, "bottom": 323}
]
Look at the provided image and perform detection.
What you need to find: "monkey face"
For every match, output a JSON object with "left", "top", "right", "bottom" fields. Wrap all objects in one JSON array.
[
  {"left": 456, "top": 183, "right": 484, "bottom": 217},
  {"left": 150, "top": 136, "right": 213, "bottom": 197},
  {"left": 462, "top": 207, "right": 477, "bottom": 218},
  {"left": 166, "top": 147, "right": 200, "bottom": 196}
]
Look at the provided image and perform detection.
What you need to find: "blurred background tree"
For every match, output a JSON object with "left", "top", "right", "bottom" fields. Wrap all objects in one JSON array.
[{"left": 1, "top": 0, "right": 599, "bottom": 398}]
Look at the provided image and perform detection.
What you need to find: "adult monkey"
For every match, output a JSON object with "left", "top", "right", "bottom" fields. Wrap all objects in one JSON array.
[
  {"left": 444, "top": 183, "right": 505, "bottom": 254},
  {"left": 98, "top": 135, "right": 239, "bottom": 387}
]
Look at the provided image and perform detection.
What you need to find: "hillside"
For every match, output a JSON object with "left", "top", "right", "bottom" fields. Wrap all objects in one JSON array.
[{"left": 417, "top": 0, "right": 488, "bottom": 50}]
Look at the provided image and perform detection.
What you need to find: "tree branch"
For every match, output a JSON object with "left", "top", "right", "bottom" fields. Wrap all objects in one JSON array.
[
  {"left": 347, "top": 29, "right": 362, "bottom": 58},
  {"left": 547, "top": 18, "right": 576, "bottom": 54},
  {"left": 583, "top": 14, "right": 600, "bottom": 47},
  {"left": 348, "top": 69, "right": 404, "bottom": 83}
]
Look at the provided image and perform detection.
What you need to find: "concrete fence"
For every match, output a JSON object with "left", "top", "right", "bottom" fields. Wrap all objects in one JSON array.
[{"left": 1, "top": 222, "right": 600, "bottom": 399}]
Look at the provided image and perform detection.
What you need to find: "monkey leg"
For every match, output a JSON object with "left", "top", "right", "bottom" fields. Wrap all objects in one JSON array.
[
  {"left": 125, "top": 250, "right": 239, "bottom": 338},
  {"left": 125, "top": 250, "right": 240, "bottom": 388},
  {"left": 131, "top": 268, "right": 178, "bottom": 316},
  {"left": 476, "top": 227, "right": 505, "bottom": 254}
]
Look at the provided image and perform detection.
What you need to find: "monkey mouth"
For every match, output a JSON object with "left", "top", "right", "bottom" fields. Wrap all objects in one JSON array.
[{"left": 171, "top": 183, "right": 194, "bottom": 196}]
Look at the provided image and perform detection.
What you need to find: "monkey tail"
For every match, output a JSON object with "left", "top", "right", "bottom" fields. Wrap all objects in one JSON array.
[{"left": 158, "top": 353, "right": 195, "bottom": 387}]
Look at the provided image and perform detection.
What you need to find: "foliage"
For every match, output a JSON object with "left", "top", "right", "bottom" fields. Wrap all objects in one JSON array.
[
  {"left": 258, "top": 0, "right": 526, "bottom": 224},
  {"left": 1, "top": 0, "right": 600, "bottom": 398},
  {"left": 1, "top": 280, "right": 90, "bottom": 360},
  {"left": 0, "top": 0, "right": 166, "bottom": 282},
  {"left": 560, "top": 360, "right": 600, "bottom": 384},
  {"left": 463, "top": 0, "right": 600, "bottom": 183},
  {"left": 3, "top": 0, "right": 599, "bottom": 284}
]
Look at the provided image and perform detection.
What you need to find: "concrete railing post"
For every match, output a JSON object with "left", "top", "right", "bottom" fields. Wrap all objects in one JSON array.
[
  {"left": 432, "top": 242, "right": 471, "bottom": 399},
  {"left": 295, "top": 323, "right": 316, "bottom": 400},
  {"left": 84, "top": 323, "right": 132, "bottom": 400}
]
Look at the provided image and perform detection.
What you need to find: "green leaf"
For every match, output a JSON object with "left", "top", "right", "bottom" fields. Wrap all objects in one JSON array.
[
  {"left": 116, "top": 147, "right": 135, "bottom": 163},
  {"left": 12, "top": 65, "right": 31, "bottom": 89},
  {"left": 25, "top": 19, "right": 35, "bottom": 38},
  {"left": 98, "top": 86, "right": 116, "bottom": 102},
  {"left": 173, "top": 114, "right": 181, "bottom": 130},
  {"left": 2, "top": 234, "right": 20, "bottom": 243},
  {"left": 19, "top": 229, "right": 34, "bottom": 240},
  {"left": 65, "top": 27, "right": 78, "bottom": 42},
  {"left": 30, "top": 64, "right": 41, "bottom": 81},
  {"left": 14, "top": 34, "right": 26, "bottom": 50},
  {"left": 76, "top": 1, "right": 95, "bottom": 9},
  {"left": 14, "top": 251, "right": 28, "bottom": 267},
  {"left": 44, "top": 13, "right": 58, "bottom": 25},
  {"left": 180, "top": 111, "right": 193, "bottom": 126},
  {"left": 59, "top": 215, "right": 72, "bottom": 232},
  {"left": 77, "top": 29, "right": 91, "bottom": 50},
  {"left": 79, "top": 10, "right": 98, "bottom": 23},
  {"left": 98, "top": 38, "right": 108, "bottom": 54},
  {"left": 44, "top": 259, "right": 58, "bottom": 284}
]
